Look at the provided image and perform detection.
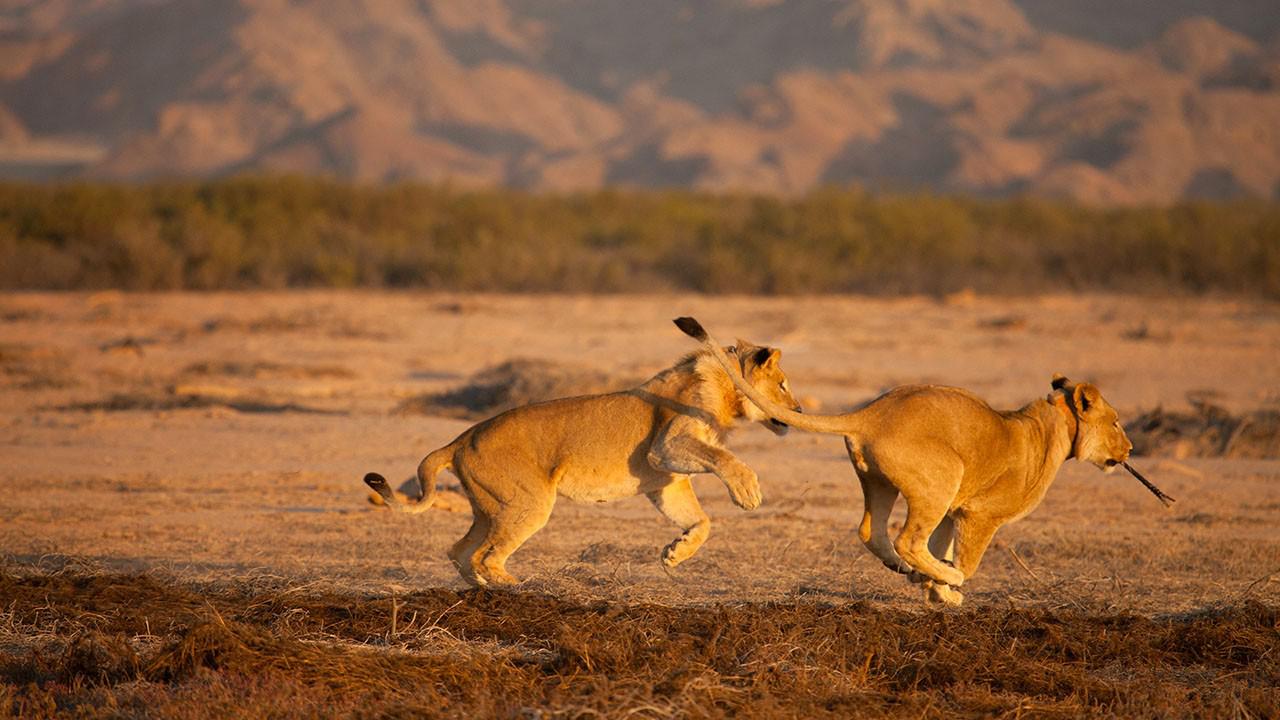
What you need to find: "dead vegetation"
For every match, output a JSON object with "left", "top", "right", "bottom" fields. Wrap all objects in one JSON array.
[
  {"left": 397, "top": 358, "right": 639, "bottom": 420},
  {"left": 0, "top": 306, "right": 43, "bottom": 323},
  {"left": 199, "top": 310, "right": 389, "bottom": 341},
  {"left": 1126, "top": 401, "right": 1280, "bottom": 459},
  {"left": 182, "top": 361, "right": 355, "bottom": 380},
  {"left": 0, "top": 571, "right": 1275, "bottom": 719},
  {"left": 55, "top": 391, "right": 342, "bottom": 415}
]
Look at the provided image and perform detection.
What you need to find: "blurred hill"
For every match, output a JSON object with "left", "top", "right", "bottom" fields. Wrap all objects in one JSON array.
[{"left": 2, "top": 0, "right": 1278, "bottom": 202}]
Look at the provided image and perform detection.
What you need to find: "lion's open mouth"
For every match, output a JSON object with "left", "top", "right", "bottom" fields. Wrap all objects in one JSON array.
[
  {"left": 1104, "top": 459, "right": 1119, "bottom": 468},
  {"left": 770, "top": 419, "right": 789, "bottom": 430}
]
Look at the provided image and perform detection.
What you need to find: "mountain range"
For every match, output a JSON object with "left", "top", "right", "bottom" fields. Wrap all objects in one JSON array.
[{"left": 1, "top": 0, "right": 1278, "bottom": 202}]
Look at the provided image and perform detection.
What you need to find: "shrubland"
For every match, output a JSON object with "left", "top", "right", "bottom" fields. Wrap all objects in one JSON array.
[{"left": 1, "top": 177, "right": 1277, "bottom": 296}]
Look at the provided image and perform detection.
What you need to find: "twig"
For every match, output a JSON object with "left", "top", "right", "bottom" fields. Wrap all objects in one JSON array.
[
  {"left": 1237, "top": 565, "right": 1280, "bottom": 599},
  {"left": 1007, "top": 547, "right": 1041, "bottom": 583},
  {"left": 1222, "top": 417, "right": 1252, "bottom": 457},
  {"left": 1008, "top": 547, "right": 1087, "bottom": 610},
  {"left": 1122, "top": 461, "right": 1176, "bottom": 507},
  {"left": 427, "top": 599, "right": 465, "bottom": 630}
]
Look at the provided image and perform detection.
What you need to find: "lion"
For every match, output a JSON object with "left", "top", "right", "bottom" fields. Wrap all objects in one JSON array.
[
  {"left": 674, "top": 316, "right": 1134, "bottom": 605},
  {"left": 363, "top": 338, "right": 803, "bottom": 587}
]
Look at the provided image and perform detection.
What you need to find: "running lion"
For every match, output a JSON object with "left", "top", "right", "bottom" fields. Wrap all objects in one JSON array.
[
  {"left": 363, "top": 336, "right": 802, "bottom": 587},
  {"left": 675, "top": 316, "right": 1134, "bottom": 605}
]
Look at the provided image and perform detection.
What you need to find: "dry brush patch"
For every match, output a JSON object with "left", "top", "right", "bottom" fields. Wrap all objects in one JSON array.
[
  {"left": 397, "top": 358, "right": 641, "bottom": 421},
  {"left": 0, "top": 571, "right": 1275, "bottom": 719},
  {"left": 53, "top": 392, "right": 343, "bottom": 416},
  {"left": 0, "top": 344, "right": 75, "bottom": 391},
  {"left": 1126, "top": 402, "right": 1280, "bottom": 459}
]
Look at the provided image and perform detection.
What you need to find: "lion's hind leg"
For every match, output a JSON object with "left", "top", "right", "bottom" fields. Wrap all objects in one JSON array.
[
  {"left": 856, "top": 471, "right": 910, "bottom": 574},
  {"left": 646, "top": 476, "right": 711, "bottom": 568},
  {"left": 448, "top": 509, "right": 490, "bottom": 587},
  {"left": 894, "top": 480, "right": 965, "bottom": 588},
  {"left": 470, "top": 491, "right": 556, "bottom": 587}
]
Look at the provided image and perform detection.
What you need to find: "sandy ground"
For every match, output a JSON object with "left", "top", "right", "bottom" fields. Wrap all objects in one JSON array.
[{"left": 1, "top": 291, "right": 1277, "bottom": 613}]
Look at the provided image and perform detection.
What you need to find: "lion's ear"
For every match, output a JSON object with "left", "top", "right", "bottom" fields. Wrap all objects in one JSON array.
[
  {"left": 1072, "top": 382, "right": 1100, "bottom": 412},
  {"left": 754, "top": 347, "right": 781, "bottom": 369},
  {"left": 1051, "top": 373, "right": 1070, "bottom": 391}
]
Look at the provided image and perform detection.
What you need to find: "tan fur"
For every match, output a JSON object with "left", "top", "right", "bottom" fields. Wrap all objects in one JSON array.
[
  {"left": 679, "top": 318, "right": 1133, "bottom": 606},
  {"left": 364, "top": 343, "right": 802, "bottom": 587}
]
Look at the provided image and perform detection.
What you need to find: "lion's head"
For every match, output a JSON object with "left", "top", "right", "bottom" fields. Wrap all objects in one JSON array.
[
  {"left": 735, "top": 341, "right": 802, "bottom": 436},
  {"left": 1051, "top": 374, "right": 1133, "bottom": 472}
]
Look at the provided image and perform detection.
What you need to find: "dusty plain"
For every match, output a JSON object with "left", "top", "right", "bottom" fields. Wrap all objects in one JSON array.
[{"left": 0, "top": 291, "right": 1277, "bottom": 717}]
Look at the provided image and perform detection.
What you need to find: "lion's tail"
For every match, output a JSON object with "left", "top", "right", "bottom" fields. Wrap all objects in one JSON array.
[
  {"left": 673, "top": 316, "right": 855, "bottom": 436},
  {"left": 363, "top": 441, "right": 457, "bottom": 514}
]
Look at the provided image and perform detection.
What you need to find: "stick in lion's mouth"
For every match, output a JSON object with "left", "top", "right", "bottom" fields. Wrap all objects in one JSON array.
[{"left": 1121, "top": 461, "right": 1176, "bottom": 507}]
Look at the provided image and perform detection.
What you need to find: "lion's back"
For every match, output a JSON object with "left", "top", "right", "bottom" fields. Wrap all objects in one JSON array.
[
  {"left": 461, "top": 391, "right": 664, "bottom": 471},
  {"left": 859, "top": 385, "right": 1013, "bottom": 458}
]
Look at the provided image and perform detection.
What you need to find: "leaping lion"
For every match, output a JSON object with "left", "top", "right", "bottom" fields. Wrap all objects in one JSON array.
[
  {"left": 363, "top": 336, "right": 803, "bottom": 587},
  {"left": 674, "top": 316, "right": 1134, "bottom": 605}
]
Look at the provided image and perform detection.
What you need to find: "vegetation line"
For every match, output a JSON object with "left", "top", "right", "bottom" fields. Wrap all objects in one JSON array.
[{"left": 1, "top": 176, "right": 1277, "bottom": 296}]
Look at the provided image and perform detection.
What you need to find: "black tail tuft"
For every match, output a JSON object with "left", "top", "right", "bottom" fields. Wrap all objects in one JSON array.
[
  {"left": 673, "top": 316, "right": 708, "bottom": 341},
  {"left": 364, "top": 472, "right": 395, "bottom": 502}
]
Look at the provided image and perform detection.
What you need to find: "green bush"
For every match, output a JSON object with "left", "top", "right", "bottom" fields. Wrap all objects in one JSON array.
[{"left": 0, "top": 177, "right": 1276, "bottom": 296}]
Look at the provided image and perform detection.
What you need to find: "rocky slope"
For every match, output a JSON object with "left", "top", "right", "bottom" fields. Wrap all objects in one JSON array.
[{"left": 1, "top": 0, "right": 1277, "bottom": 201}]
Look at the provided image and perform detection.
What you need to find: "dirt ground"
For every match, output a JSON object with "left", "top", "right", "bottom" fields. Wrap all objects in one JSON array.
[
  {"left": 1, "top": 291, "right": 1278, "bottom": 717},
  {"left": 1, "top": 291, "right": 1278, "bottom": 610}
]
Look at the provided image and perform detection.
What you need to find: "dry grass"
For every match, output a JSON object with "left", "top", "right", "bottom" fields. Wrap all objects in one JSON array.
[{"left": 1, "top": 571, "right": 1275, "bottom": 719}]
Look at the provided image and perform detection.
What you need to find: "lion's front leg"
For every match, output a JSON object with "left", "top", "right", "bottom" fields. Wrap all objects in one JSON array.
[
  {"left": 915, "top": 513, "right": 1000, "bottom": 606},
  {"left": 950, "top": 514, "right": 1000, "bottom": 583},
  {"left": 646, "top": 477, "right": 711, "bottom": 568},
  {"left": 914, "top": 514, "right": 965, "bottom": 606},
  {"left": 648, "top": 422, "right": 761, "bottom": 510}
]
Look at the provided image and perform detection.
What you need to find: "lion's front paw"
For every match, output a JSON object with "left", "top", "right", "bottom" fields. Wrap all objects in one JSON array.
[
  {"left": 483, "top": 570, "right": 518, "bottom": 587},
  {"left": 734, "top": 490, "right": 761, "bottom": 510},
  {"left": 925, "top": 583, "right": 964, "bottom": 606},
  {"left": 477, "top": 562, "right": 519, "bottom": 587},
  {"left": 727, "top": 471, "right": 762, "bottom": 510}
]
